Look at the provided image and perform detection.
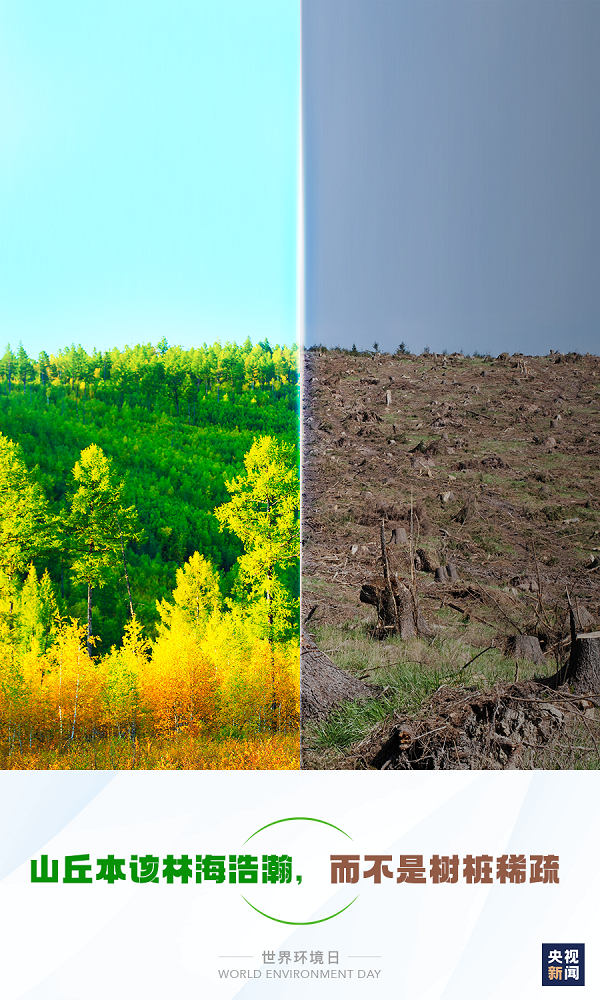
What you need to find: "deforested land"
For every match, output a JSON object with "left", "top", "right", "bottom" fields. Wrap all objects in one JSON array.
[
  {"left": 301, "top": 346, "right": 600, "bottom": 769},
  {"left": 0, "top": 339, "right": 300, "bottom": 769}
]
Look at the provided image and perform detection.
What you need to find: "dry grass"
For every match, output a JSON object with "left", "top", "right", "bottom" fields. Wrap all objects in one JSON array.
[
  {"left": 301, "top": 616, "right": 600, "bottom": 770},
  {"left": 302, "top": 619, "right": 538, "bottom": 758},
  {"left": 1, "top": 732, "right": 301, "bottom": 770}
]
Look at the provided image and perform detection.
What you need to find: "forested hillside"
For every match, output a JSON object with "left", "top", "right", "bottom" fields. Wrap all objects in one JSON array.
[
  {"left": 0, "top": 339, "right": 300, "bottom": 769},
  {"left": 0, "top": 338, "right": 298, "bottom": 648}
]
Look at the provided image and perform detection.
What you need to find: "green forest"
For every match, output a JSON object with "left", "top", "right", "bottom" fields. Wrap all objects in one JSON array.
[{"left": 0, "top": 338, "right": 300, "bottom": 769}]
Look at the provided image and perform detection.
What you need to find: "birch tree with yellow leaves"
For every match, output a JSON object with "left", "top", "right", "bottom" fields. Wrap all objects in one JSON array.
[{"left": 214, "top": 435, "right": 299, "bottom": 728}]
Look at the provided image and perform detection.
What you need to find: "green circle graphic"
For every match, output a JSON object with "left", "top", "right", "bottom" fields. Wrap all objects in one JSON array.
[
  {"left": 242, "top": 895, "right": 358, "bottom": 926},
  {"left": 242, "top": 815, "right": 358, "bottom": 925},
  {"left": 244, "top": 816, "right": 353, "bottom": 844}
]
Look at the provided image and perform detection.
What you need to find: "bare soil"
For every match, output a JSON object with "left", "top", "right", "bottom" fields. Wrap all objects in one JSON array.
[{"left": 301, "top": 348, "right": 600, "bottom": 768}]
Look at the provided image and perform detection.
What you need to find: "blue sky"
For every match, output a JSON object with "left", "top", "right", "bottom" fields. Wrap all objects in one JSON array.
[
  {"left": 0, "top": 1, "right": 299, "bottom": 359},
  {"left": 303, "top": 1, "right": 600, "bottom": 356}
]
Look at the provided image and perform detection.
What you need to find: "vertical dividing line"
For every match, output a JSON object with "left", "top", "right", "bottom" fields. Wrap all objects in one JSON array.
[
  {"left": 296, "top": 0, "right": 305, "bottom": 353},
  {"left": 298, "top": 0, "right": 305, "bottom": 769}
]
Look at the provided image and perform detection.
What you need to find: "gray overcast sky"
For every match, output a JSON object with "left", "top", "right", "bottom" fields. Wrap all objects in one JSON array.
[{"left": 303, "top": 0, "right": 600, "bottom": 356}]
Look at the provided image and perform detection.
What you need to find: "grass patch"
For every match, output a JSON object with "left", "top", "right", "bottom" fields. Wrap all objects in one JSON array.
[
  {"left": 303, "top": 621, "right": 545, "bottom": 757},
  {"left": 307, "top": 698, "right": 393, "bottom": 752}
]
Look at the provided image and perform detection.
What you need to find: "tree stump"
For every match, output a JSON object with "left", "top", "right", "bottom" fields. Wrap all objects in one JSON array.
[
  {"left": 300, "top": 631, "right": 378, "bottom": 721},
  {"left": 434, "top": 566, "right": 449, "bottom": 583},
  {"left": 456, "top": 493, "right": 477, "bottom": 524},
  {"left": 360, "top": 578, "right": 435, "bottom": 640},
  {"left": 446, "top": 562, "right": 460, "bottom": 582},
  {"left": 416, "top": 548, "right": 438, "bottom": 573},
  {"left": 361, "top": 520, "right": 436, "bottom": 640},
  {"left": 506, "top": 635, "right": 546, "bottom": 665},
  {"left": 565, "top": 607, "right": 600, "bottom": 694}
]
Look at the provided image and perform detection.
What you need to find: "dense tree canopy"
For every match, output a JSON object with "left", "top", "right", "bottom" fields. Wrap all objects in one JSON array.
[
  {"left": 0, "top": 338, "right": 299, "bottom": 767},
  {"left": 0, "top": 338, "right": 298, "bottom": 649},
  {"left": 215, "top": 436, "right": 300, "bottom": 644},
  {"left": 0, "top": 435, "right": 51, "bottom": 585},
  {"left": 67, "top": 444, "right": 141, "bottom": 654},
  {"left": 0, "top": 340, "right": 299, "bottom": 767}
]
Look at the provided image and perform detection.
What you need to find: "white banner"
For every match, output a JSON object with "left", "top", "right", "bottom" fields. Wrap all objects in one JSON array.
[{"left": 0, "top": 771, "right": 596, "bottom": 998}]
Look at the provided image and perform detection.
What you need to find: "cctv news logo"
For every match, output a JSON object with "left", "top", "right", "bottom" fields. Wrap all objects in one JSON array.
[{"left": 542, "top": 945, "right": 584, "bottom": 987}]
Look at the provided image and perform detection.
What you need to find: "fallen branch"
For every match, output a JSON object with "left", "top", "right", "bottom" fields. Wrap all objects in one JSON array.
[
  {"left": 459, "top": 645, "right": 495, "bottom": 672},
  {"left": 463, "top": 409, "right": 497, "bottom": 422},
  {"left": 420, "top": 591, "right": 497, "bottom": 628}
]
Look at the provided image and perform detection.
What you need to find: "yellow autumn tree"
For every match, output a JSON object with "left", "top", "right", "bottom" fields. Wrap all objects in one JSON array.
[
  {"left": 102, "top": 615, "right": 148, "bottom": 743},
  {"left": 147, "top": 553, "right": 220, "bottom": 735},
  {"left": 49, "top": 618, "right": 102, "bottom": 743},
  {"left": 214, "top": 436, "right": 300, "bottom": 731},
  {"left": 16, "top": 566, "right": 61, "bottom": 748}
]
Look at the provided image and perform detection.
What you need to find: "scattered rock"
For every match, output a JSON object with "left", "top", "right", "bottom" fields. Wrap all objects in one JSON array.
[
  {"left": 510, "top": 575, "right": 539, "bottom": 593},
  {"left": 410, "top": 455, "right": 434, "bottom": 476}
]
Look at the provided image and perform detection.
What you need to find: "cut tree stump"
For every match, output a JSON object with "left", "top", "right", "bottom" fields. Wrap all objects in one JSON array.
[
  {"left": 416, "top": 548, "right": 438, "bottom": 573},
  {"left": 506, "top": 635, "right": 546, "bottom": 665},
  {"left": 456, "top": 493, "right": 478, "bottom": 524},
  {"left": 360, "top": 579, "right": 435, "bottom": 640},
  {"left": 543, "top": 603, "right": 600, "bottom": 695},
  {"left": 300, "top": 631, "right": 378, "bottom": 721},
  {"left": 360, "top": 520, "right": 435, "bottom": 640},
  {"left": 565, "top": 606, "right": 600, "bottom": 694}
]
